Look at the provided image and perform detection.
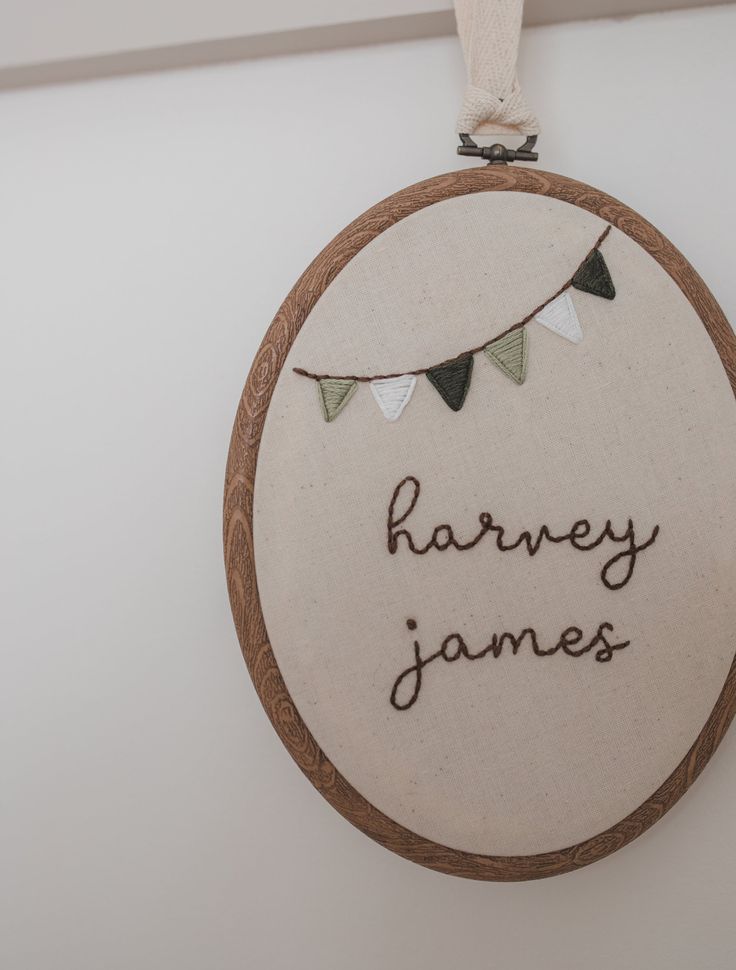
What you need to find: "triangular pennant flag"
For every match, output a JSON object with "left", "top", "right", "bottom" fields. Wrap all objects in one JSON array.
[
  {"left": 572, "top": 249, "right": 615, "bottom": 300},
  {"left": 318, "top": 378, "right": 357, "bottom": 422},
  {"left": 484, "top": 328, "right": 528, "bottom": 384},
  {"left": 426, "top": 356, "right": 473, "bottom": 411},
  {"left": 370, "top": 375, "right": 416, "bottom": 421},
  {"left": 535, "top": 292, "right": 583, "bottom": 344}
]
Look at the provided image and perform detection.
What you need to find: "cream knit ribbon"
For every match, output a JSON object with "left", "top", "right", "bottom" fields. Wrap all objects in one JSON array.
[{"left": 454, "top": 0, "right": 539, "bottom": 136}]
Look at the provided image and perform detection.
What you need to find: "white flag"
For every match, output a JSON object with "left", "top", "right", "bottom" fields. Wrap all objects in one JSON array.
[
  {"left": 370, "top": 375, "right": 417, "bottom": 421},
  {"left": 535, "top": 292, "right": 583, "bottom": 344}
]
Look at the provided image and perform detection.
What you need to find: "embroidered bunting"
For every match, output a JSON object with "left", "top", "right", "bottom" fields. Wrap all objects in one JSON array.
[
  {"left": 294, "top": 224, "right": 616, "bottom": 422},
  {"left": 572, "top": 249, "right": 615, "bottom": 300},
  {"left": 484, "top": 327, "right": 527, "bottom": 384},
  {"left": 371, "top": 375, "right": 416, "bottom": 421},
  {"left": 427, "top": 356, "right": 473, "bottom": 412},
  {"left": 318, "top": 378, "right": 357, "bottom": 422},
  {"left": 535, "top": 292, "right": 583, "bottom": 344}
]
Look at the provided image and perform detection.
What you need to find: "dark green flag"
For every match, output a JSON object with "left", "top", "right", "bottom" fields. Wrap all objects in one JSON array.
[
  {"left": 572, "top": 249, "right": 615, "bottom": 300},
  {"left": 426, "top": 356, "right": 474, "bottom": 411}
]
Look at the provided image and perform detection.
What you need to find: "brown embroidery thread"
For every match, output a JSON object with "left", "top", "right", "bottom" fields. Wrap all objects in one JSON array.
[
  {"left": 387, "top": 476, "right": 659, "bottom": 591},
  {"left": 390, "top": 618, "right": 631, "bottom": 711},
  {"left": 293, "top": 224, "right": 612, "bottom": 383}
]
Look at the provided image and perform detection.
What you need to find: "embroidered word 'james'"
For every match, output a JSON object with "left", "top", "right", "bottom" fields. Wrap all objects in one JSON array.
[
  {"left": 387, "top": 476, "right": 659, "bottom": 590},
  {"left": 390, "top": 618, "right": 630, "bottom": 711}
]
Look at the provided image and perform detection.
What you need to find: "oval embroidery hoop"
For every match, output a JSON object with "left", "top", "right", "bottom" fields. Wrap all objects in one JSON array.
[{"left": 224, "top": 167, "right": 736, "bottom": 881}]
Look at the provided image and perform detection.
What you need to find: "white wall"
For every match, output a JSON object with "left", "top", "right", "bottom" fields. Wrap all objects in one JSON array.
[
  {"left": 3, "top": 5, "right": 736, "bottom": 969},
  {"left": 1, "top": 0, "right": 727, "bottom": 85}
]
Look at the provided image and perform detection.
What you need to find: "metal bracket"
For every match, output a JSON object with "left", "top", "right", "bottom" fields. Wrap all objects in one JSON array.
[{"left": 457, "top": 133, "right": 538, "bottom": 165}]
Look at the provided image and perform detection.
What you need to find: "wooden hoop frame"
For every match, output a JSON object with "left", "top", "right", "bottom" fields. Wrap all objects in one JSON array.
[{"left": 224, "top": 167, "right": 736, "bottom": 880}]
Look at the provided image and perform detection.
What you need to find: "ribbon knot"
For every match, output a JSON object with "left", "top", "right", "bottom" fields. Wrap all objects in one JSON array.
[{"left": 457, "top": 81, "right": 539, "bottom": 136}]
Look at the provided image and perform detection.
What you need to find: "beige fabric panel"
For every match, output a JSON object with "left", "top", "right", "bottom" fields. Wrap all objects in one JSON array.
[{"left": 253, "top": 191, "right": 736, "bottom": 856}]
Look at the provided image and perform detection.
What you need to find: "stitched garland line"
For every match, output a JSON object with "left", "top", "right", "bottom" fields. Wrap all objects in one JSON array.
[{"left": 294, "top": 224, "right": 615, "bottom": 421}]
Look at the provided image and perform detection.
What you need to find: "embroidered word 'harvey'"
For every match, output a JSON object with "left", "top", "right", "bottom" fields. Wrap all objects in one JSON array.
[{"left": 387, "top": 476, "right": 659, "bottom": 590}]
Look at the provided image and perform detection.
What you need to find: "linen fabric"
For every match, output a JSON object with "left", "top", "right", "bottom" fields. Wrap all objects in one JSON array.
[{"left": 253, "top": 191, "right": 736, "bottom": 856}]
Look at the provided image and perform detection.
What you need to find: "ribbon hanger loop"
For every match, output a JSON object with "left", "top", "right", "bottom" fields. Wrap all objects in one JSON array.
[{"left": 454, "top": 0, "right": 539, "bottom": 161}]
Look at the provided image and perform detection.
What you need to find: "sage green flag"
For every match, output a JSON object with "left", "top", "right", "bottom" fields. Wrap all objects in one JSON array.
[
  {"left": 318, "top": 378, "right": 357, "bottom": 422},
  {"left": 484, "top": 328, "right": 528, "bottom": 384}
]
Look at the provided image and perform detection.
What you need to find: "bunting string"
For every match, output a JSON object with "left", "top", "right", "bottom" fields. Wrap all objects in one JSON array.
[{"left": 295, "top": 224, "right": 616, "bottom": 422}]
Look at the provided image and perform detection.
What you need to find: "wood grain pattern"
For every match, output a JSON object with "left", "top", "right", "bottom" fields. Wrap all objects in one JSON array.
[{"left": 223, "top": 166, "right": 736, "bottom": 880}]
